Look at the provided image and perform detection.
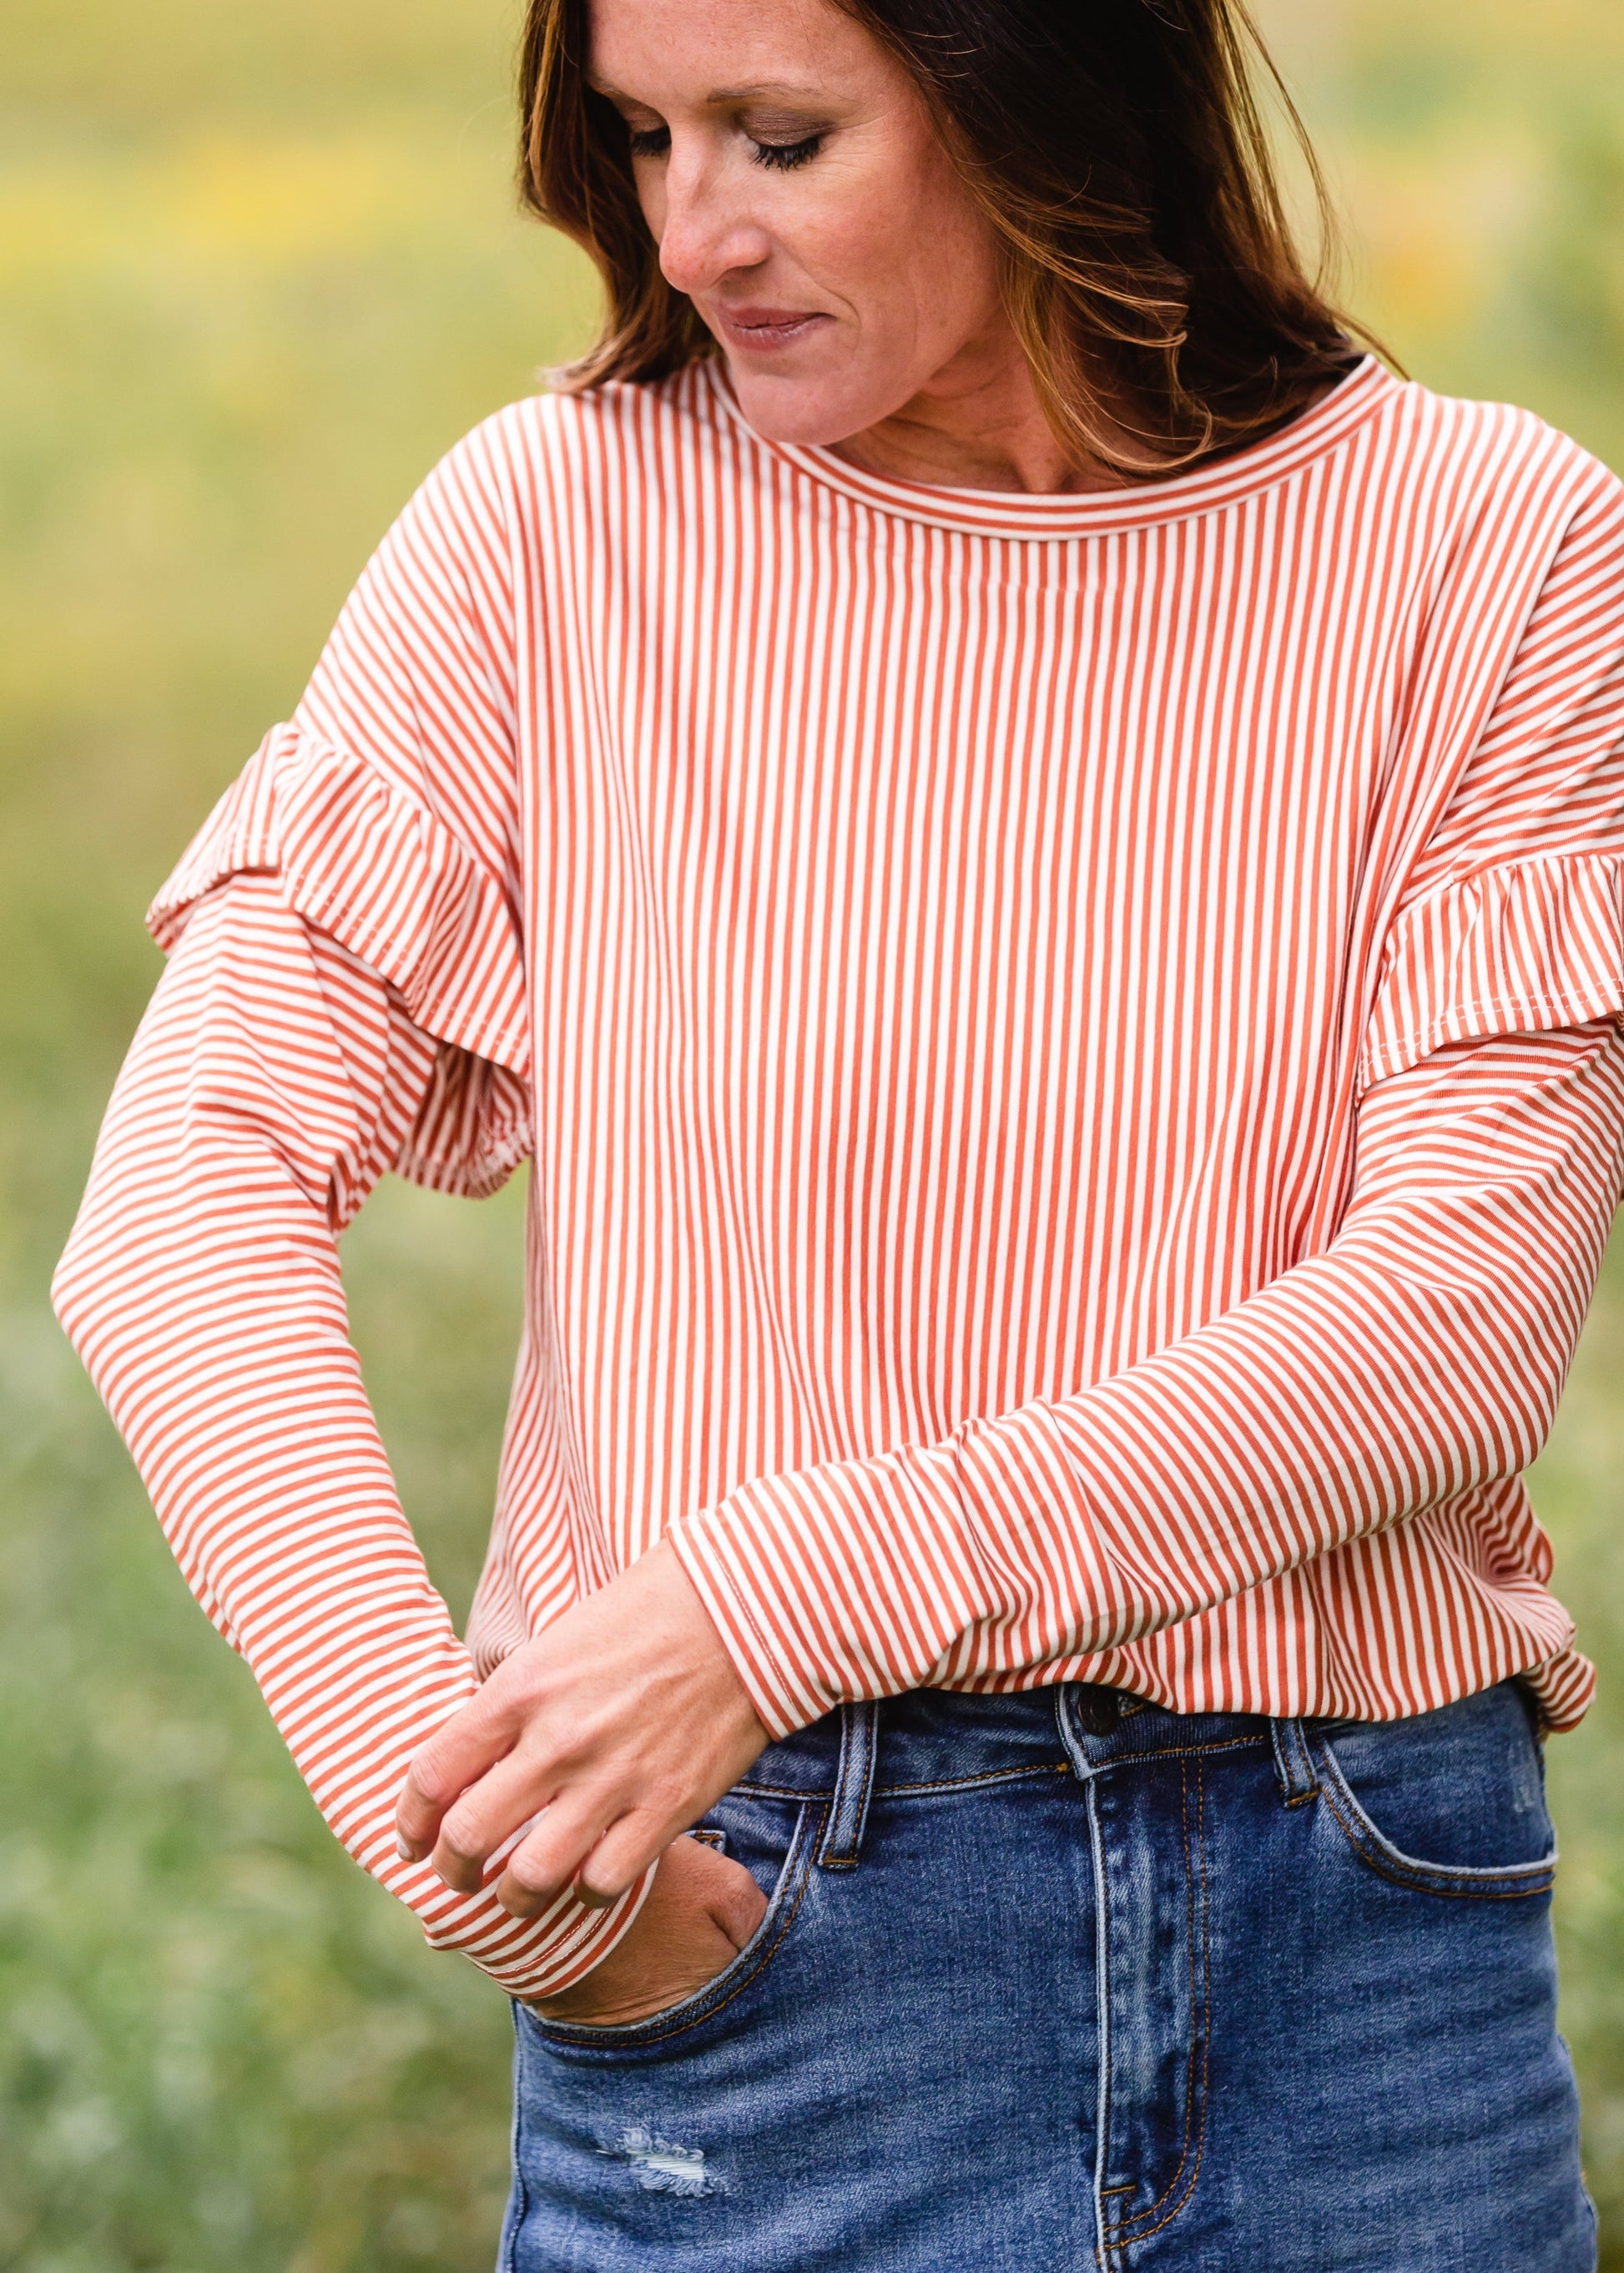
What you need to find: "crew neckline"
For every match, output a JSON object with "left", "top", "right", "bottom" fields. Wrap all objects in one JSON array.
[{"left": 703, "top": 354, "right": 1402, "bottom": 538}]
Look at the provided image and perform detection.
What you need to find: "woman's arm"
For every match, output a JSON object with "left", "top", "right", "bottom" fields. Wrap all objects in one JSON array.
[
  {"left": 668, "top": 1018, "right": 1624, "bottom": 1734},
  {"left": 399, "top": 1015, "right": 1624, "bottom": 1918},
  {"left": 52, "top": 870, "right": 657, "bottom": 1998}
]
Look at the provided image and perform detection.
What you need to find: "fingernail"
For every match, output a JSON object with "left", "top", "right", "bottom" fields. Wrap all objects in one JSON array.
[{"left": 396, "top": 1836, "right": 416, "bottom": 1861}]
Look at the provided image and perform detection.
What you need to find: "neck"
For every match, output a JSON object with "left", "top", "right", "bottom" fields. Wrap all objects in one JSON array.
[{"left": 827, "top": 330, "right": 1132, "bottom": 496}]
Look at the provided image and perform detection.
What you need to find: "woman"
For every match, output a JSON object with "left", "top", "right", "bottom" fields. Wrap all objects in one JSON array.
[{"left": 54, "top": 0, "right": 1624, "bottom": 2264}]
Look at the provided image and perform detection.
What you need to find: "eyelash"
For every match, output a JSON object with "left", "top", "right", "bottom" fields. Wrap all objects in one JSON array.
[
  {"left": 751, "top": 134, "right": 824, "bottom": 172},
  {"left": 625, "top": 125, "right": 825, "bottom": 173}
]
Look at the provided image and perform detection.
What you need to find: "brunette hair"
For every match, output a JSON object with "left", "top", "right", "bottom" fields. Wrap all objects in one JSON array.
[{"left": 518, "top": 0, "right": 1375, "bottom": 475}]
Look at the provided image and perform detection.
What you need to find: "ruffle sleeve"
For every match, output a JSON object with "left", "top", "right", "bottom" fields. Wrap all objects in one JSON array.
[
  {"left": 149, "top": 720, "right": 528, "bottom": 1074},
  {"left": 1360, "top": 854, "right": 1624, "bottom": 1091},
  {"left": 146, "top": 722, "right": 532, "bottom": 1198}
]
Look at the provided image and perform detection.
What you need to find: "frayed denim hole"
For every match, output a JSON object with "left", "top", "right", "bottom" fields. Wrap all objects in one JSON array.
[{"left": 598, "top": 2124, "right": 727, "bottom": 2197}]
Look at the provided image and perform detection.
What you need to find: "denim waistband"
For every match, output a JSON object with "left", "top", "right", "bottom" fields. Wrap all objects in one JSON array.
[
  {"left": 736, "top": 1684, "right": 1279, "bottom": 1805},
  {"left": 730, "top": 1686, "right": 1289, "bottom": 1875},
  {"left": 726, "top": 1681, "right": 1529, "bottom": 1884}
]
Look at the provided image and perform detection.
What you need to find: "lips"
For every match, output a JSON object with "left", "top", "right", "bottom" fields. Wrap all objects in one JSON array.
[{"left": 710, "top": 305, "right": 831, "bottom": 351}]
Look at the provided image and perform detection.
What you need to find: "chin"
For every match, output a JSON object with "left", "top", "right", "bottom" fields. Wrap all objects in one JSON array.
[{"left": 721, "top": 354, "right": 895, "bottom": 453}]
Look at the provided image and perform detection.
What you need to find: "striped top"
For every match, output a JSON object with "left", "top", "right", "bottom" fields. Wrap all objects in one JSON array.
[{"left": 54, "top": 354, "right": 1624, "bottom": 1996}]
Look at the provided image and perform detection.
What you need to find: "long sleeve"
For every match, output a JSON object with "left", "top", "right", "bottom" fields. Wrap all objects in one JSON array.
[
  {"left": 52, "top": 871, "right": 653, "bottom": 1998},
  {"left": 51, "top": 404, "right": 664, "bottom": 1998},
  {"left": 670, "top": 1016, "right": 1624, "bottom": 1736}
]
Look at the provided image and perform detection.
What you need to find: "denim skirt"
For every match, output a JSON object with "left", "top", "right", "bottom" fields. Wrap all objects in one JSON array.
[{"left": 501, "top": 1681, "right": 1595, "bottom": 2271}]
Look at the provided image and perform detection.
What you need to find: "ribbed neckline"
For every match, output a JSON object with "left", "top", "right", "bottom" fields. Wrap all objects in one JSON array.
[{"left": 704, "top": 353, "right": 1402, "bottom": 538}]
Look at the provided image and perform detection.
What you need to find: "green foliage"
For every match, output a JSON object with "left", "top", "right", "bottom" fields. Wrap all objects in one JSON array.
[
  {"left": 1538, "top": 1248, "right": 1624, "bottom": 2255},
  {"left": 2, "top": 2, "right": 1621, "bottom": 2264},
  {"left": 0, "top": 1195, "right": 525, "bottom": 2270},
  {"left": 1, "top": 5, "right": 576, "bottom": 2263}
]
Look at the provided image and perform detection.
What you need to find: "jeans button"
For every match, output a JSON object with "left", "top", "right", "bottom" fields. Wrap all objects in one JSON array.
[{"left": 1072, "top": 1685, "right": 1121, "bottom": 1736}]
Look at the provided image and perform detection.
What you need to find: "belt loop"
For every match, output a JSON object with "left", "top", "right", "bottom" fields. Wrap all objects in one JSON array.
[
  {"left": 1270, "top": 1715, "right": 1319, "bottom": 1807},
  {"left": 816, "top": 1701, "right": 880, "bottom": 1870}
]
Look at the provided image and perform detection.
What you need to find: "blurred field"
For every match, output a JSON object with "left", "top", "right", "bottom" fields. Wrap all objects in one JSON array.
[{"left": 1, "top": 1, "right": 1621, "bottom": 2265}]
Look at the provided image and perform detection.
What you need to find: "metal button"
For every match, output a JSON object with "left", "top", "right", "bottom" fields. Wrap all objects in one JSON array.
[{"left": 1071, "top": 1685, "right": 1121, "bottom": 1736}]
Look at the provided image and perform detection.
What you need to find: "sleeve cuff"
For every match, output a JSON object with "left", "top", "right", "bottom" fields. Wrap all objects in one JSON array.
[
  {"left": 417, "top": 1856, "right": 659, "bottom": 2002},
  {"left": 667, "top": 1437, "right": 1002, "bottom": 1740},
  {"left": 667, "top": 1403, "right": 1138, "bottom": 1738}
]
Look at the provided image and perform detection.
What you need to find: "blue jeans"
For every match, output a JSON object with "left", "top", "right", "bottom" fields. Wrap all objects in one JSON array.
[{"left": 502, "top": 1682, "right": 1595, "bottom": 2270}]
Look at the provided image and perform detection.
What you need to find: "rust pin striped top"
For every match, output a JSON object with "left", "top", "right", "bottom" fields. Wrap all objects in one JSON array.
[{"left": 54, "top": 357, "right": 1624, "bottom": 1993}]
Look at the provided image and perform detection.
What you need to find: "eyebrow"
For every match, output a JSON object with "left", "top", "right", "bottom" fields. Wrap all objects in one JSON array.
[
  {"left": 704, "top": 83, "right": 823, "bottom": 101},
  {"left": 586, "top": 78, "right": 826, "bottom": 105}
]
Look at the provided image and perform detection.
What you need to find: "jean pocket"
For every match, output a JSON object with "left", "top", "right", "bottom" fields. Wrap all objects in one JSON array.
[
  {"left": 521, "top": 1794, "right": 819, "bottom": 2056},
  {"left": 1314, "top": 1682, "right": 1556, "bottom": 1900}
]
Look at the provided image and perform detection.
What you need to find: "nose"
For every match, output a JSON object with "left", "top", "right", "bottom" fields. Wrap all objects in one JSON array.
[{"left": 653, "top": 145, "right": 774, "bottom": 300}]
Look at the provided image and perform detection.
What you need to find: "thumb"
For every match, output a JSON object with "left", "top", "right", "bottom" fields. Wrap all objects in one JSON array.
[{"left": 703, "top": 1847, "right": 769, "bottom": 1950}]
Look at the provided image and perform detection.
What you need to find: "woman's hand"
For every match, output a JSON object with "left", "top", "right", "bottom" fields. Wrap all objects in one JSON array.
[
  {"left": 393, "top": 1536, "right": 770, "bottom": 1913},
  {"left": 528, "top": 1832, "right": 769, "bottom": 2027}
]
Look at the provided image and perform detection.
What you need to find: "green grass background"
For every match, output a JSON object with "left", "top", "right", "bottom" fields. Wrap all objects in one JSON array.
[{"left": 1, "top": 1, "right": 1621, "bottom": 2263}]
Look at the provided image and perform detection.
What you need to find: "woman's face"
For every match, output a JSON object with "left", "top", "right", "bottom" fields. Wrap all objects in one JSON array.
[{"left": 586, "top": 0, "right": 1010, "bottom": 447}]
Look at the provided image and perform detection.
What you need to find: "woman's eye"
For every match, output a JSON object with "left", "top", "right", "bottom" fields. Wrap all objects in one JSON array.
[
  {"left": 626, "top": 124, "right": 670, "bottom": 159},
  {"left": 749, "top": 134, "right": 823, "bottom": 172}
]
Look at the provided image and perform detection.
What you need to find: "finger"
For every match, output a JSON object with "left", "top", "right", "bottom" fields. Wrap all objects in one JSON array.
[
  {"left": 429, "top": 1752, "right": 562, "bottom": 1893},
  {"left": 395, "top": 1693, "right": 525, "bottom": 1860},
  {"left": 572, "top": 1807, "right": 675, "bottom": 1908},
  {"left": 495, "top": 1792, "right": 618, "bottom": 1918}
]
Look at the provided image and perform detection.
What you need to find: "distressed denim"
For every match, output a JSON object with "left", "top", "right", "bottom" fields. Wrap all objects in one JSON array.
[{"left": 502, "top": 1681, "right": 1595, "bottom": 2271}]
